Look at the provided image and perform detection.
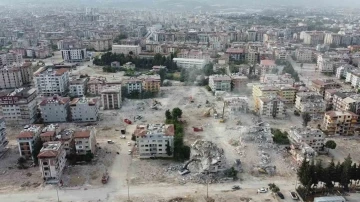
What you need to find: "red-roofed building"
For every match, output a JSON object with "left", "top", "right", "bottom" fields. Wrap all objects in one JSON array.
[
  {"left": 16, "top": 124, "right": 43, "bottom": 159},
  {"left": 226, "top": 48, "right": 245, "bottom": 62},
  {"left": 39, "top": 95, "right": 70, "bottom": 123},
  {"left": 73, "top": 128, "right": 97, "bottom": 155},
  {"left": 134, "top": 123, "right": 174, "bottom": 158},
  {"left": 70, "top": 97, "right": 99, "bottom": 122},
  {"left": 34, "top": 66, "right": 70, "bottom": 96},
  {"left": 37, "top": 141, "right": 66, "bottom": 182}
]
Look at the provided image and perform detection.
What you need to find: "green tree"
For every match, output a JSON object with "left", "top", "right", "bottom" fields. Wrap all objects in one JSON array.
[
  {"left": 165, "top": 109, "right": 172, "bottom": 121},
  {"left": 32, "top": 138, "right": 43, "bottom": 165},
  {"left": 180, "top": 68, "right": 187, "bottom": 82},
  {"left": 166, "top": 141, "right": 172, "bottom": 156},
  {"left": 202, "top": 63, "right": 214, "bottom": 76},
  {"left": 17, "top": 157, "right": 27, "bottom": 169},
  {"left": 340, "top": 155, "right": 352, "bottom": 191},
  {"left": 172, "top": 108, "right": 182, "bottom": 120},
  {"left": 302, "top": 112, "right": 311, "bottom": 127},
  {"left": 324, "top": 159, "right": 336, "bottom": 189},
  {"left": 325, "top": 140, "right": 337, "bottom": 150}
]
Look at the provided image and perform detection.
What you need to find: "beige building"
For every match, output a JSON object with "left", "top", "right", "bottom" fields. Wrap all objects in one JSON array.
[
  {"left": 74, "top": 128, "right": 97, "bottom": 155},
  {"left": 323, "top": 111, "right": 358, "bottom": 136},
  {"left": 37, "top": 141, "right": 66, "bottom": 182},
  {"left": 0, "top": 88, "right": 38, "bottom": 125},
  {"left": 101, "top": 85, "right": 122, "bottom": 110},
  {"left": 209, "top": 75, "right": 232, "bottom": 92},
  {"left": 16, "top": 125, "right": 43, "bottom": 159},
  {"left": 295, "top": 49, "right": 313, "bottom": 63},
  {"left": 295, "top": 92, "right": 326, "bottom": 119},
  {"left": 112, "top": 45, "right": 141, "bottom": 55},
  {"left": 258, "top": 96, "right": 286, "bottom": 118},
  {"left": 87, "top": 77, "right": 106, "bottom": 95},
  {"left": 288, "top": 127, "right": 325, "bottom": 152}
]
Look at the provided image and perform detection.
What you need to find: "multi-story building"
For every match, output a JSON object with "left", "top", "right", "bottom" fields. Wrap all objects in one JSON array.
[
  {"left": 0, "top": 52, "right": 23, "bottom": 66},
  {"left": 345, "top": 69, "right": 360, "bottom": 88},
  {"left": 278, "top": 85, "right": 297, "bottom": 104},
  {"left": 230, "top": 75, "right": 248, "bottom": 91},
  {"left": 69, "top": 77, "right": 88, "bottom": 97},
  {"left": 252, "top": 84, "right": 279, "bottom": 111},
  {"left": 295, "top": 92, "right": 326, "bottom": 119},
  {"left": 0, "top": 88, "right": 37, "bottom": 125},
  {"left": 101, "top": 85, "right": 122, "bottom": 110},
  {"left": 34, "top": 66, "right": 70, "bottom": 96},
  {"left": 140, "top": 75, "right": 161, "bottom": 93},
  {"left": 90, "top": 39, "right": 112, "bottom": 51},
  {"left": 58, "top": 129, "right": 75, "bottom": 155},
  {"left": 288, "top": 127, "right": 325, "bottom": 152},
  {"left": 209, "top": 75, "right": 232, "bottom": 92},
  {"left": 40, "top": 131, "right": 56, "bottom": 143},
  {"left": 173, "top": 58, "right": 207, "bottom": 69},
  {"left": 74, "top": 128, "right": 97, "bottom": 155},
  {"left": 70, "top": 97, "right": 99, "bottom": 122},
  {"left": 112, "top": 45, "right": 141, "bottom": 55},
  {"left": 336, "top": 64, "right": 355, "bottom": 79},
  {"left": 302, "top": 31, "right": 325, "bottom": 45},
  {"left": 37, "top": 141, "right": 66, "bottom": 182},
  {"left": 0, "top": 62, "right": 32, "bottom": 89},
  {"left": 134, "top": 123, "right": 174, "bottom": 158},
  {"left": 323, "top": 111, "right": 358, "bottom": 136},
  {"left": 295, "top": 49, "right": 313, "bottom": 63},
  {"left": 324, "top": 33, "right": 342, "bottom": 46},
  {"left": 223, "top": 96, "right": 249, "bottom": 113},
  {"left": 317, "top": 55, "right": 334, "bottom": 73},
  {"left": 60, "top": 48, "right": 87, "bottom": 62},
  {"left": 87, "top": 77, "right": 106, "bottom": 95},
  {"left": 311, "top": 79, "right": 340, "bottom": 97},
  {"left": 124, "top": 78, "right": 142, "bottom": 94},
  {"left": 16, "top": 125, "right": 42, "bottom": 159},
  {"left": 39, "top": 96, "right": 70, "bottom": 123},
  {"left": 274, "top": 48, "right": 288, "bottom": 61},
  {"left": 257, "top": 96, "right": 286, "bottom": 118},
  {"left": 226, "top": 48, "right": 245, "bottom": 62},
  {"left": 0, "top": 117, "right": 8, "bottom": 152},
  {"left": 259, "top": 60, "right": 276, "bottom": 75},
  {"left": 245, "top": 50, "right": 260, "bottom": 64}
]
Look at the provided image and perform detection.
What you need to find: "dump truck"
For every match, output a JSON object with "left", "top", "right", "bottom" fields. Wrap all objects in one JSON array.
[{"left": 101, "top": 172, "right": 109, "bottom": 184}]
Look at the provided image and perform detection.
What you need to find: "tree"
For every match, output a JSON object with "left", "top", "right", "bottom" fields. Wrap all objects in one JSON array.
[
  {"left": 32, "top": 138, "right": 43, "bottom": 165},
  {"left": 172, "top": 108, "right": 182, "bottom": 120},
  {"left": 324, "top": 159, "right": 336, "bottom": 189},
  {"left": 300, "top": 63, "right": 304, "bottom": 69},
  {"left": 165, "top": 110, "right": 172, "bottom": 121},
  {"left": 203, "top": 63, "right": 214, "bottom": 76},
  {"left": 84, "top": 151, "right": 94, "bottom": 162},
  {"left": 340, "top": 155, "right": 352, "bottom": 191},
  {"left": 302, "top": 112, "right": 311, "bottom": 127},
  {"left": 325, "top": 140, "right": 337, "bottom": 150},
  {"left": 268, "top": 183, "right": 280, "bottom": 193},
  {"left": 166, "top": 141, "right": 172, "bottom": 156},
  {"left": 17, "top": 157, "right": 27, "bottom": 169}
]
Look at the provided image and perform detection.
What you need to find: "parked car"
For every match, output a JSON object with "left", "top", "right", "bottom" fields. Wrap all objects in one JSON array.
[
  {"left": 127, "top": 142, "right": 131, "bottom": 146},
  {"left": 120, "top": 135, "right": 126, "bottom": 139},
  {"left": 277, "top": 192, "right": 284, "bottom": 199},
  {"left": 289, "top": 191, "right": 298, "bottom": 200},
  {"left": 128, "top": 150, "right": 132, "bottom": 155},
  {"left": 107, "top": 140, "right": 114, "bottom": 144},
  {"left": 257, "top": 188, "right": 268, "bottom": 193},
  {"left": 124, "top": 119, "right": 132, "bottom": 124}
]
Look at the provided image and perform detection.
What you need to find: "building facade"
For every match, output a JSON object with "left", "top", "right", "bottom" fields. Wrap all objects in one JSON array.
[
  {"left": 69, "top": 78, "right": 88, "bottom": 97},
  {"left": 34, "top": 67, "right": 70, "bottom": 96},
  {"left": 112, "top": 45, "right": 141, "bottom": 55},
  {"left": 70, "top": 97, "right": 99, "bottom": 122},
  {"left": 134, "top": 124, "right": 174, "bottom": 158},
  {"left": 209, "top": 75, "right": 232, "bottom": 92},
  {"left": 323, "top": 111, "right": 358, "bottom": 136},
  {"left": 39, "top": 96, "right": 70, "bottom": 123},
  {"left": 173, "top": 58, "right": 207, "bottom": 69},
  {"left": 16, "top": 125, "right": 42, "bottom": 159},
  {"left": 101, "top": 85, "right": 122, "bottom": 110},
  {"left": 74, "top": 129, "right": 97, "bottom": 155},
  {"left": 258, "top": 96, "right": 286, "bottom": 118},
  {"left": 288, "top": 127, "right": 325, "bottom": 152},
  {"left": 61, "top": 49, "right": 87, "bottom": 62},
  {"left": 0, "top": 117, "right": 8, "bottom": 152}
]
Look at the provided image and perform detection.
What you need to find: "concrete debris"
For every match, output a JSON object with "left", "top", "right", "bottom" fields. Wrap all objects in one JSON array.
[{"left": 190, "top": 140, "right": 227, "bottom": 174}]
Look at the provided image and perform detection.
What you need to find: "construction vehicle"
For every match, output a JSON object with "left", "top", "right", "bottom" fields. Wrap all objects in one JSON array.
[
  {"left": 219, "top": 101, "right": 227, "bottom": 123},
  {"left": 101, "top": 171, "right": 109, "bottom": 184},
  {"left": 124, "top": 119, "right": 132, "bottom": 124},
  {"left": 203, "top": 107, "right": 217, "bottom": 117}
]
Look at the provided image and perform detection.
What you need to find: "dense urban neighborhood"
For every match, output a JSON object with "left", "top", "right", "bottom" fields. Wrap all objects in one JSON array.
[{"left": 1, "top": 0, "right": 360, "bottom": 202}]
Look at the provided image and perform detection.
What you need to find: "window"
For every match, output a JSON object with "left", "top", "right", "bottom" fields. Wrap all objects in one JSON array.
[
  {"left": 43, "top": 162, "right": 48, "bottom": 165},
  {"left": 44, "top": 167, "right": 49, "bottom": 171}
]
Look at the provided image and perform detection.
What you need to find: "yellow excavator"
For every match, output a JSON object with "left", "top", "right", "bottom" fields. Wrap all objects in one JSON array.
[
  {"left": 203, "top": 107, "right": 218, "bottom": 117},
  {"left": 219, "top": 101, "right": 227, "bottom": 123}
]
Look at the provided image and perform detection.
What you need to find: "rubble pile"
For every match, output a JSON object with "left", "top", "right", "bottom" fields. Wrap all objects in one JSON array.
[{"left": 189, "top": 140, "right": 227, "bottom": 174}]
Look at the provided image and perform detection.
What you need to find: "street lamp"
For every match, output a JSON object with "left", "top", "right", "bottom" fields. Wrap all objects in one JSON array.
[{"left": 56, "top": 186, "right": 60, "bottom": 202}]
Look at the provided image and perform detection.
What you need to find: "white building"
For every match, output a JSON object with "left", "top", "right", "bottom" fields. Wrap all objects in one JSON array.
[
  {"left": 112, "top": 45, "right": 141, "bottom": 55},
  {"left": 0, "top": 118, "right": 8, "bottom": 152},
  {"left": 317, "top": 55, "right": 334, "bottom": 73},
  {"left": 209, "top": 75, "right": 232, "bottom": 92},
  {"left": 336, "top": 64, "right": 355, "bottom": 79},
  {"left": 173, "top": 58, "right": 207, "bottom": 69},
  {"left": 34, "top": 66, "right": 70, "bottom": 96},
  {"left": 258, "top": 96, "right": 286, "bottom": 118},
  {"left": 70, "top": 97, "right": 99, "bottom": 122},
  {"left": 39, "top": 96, "right": 70, "bottom": 123},
  {"left": 295, "top": 92, "right": 326, "bottom": 119},
  {"left": 345, "top": 69, "right": 360, "bottom": 88},
  {"left": 0, "top": 52, "right": 23, "bottom": 66},
  {"left": 0, "top": 88, "right": 38, "bottom": 125},
  {"left": 74, "top": 128, "right": 97, "bottom": 155},
  {"left": 101, "top": 85, "right": 122, "bottom": 110},
  {"left": 37, "top": 141, "right": 66, "bottom": 182},
  {"left": 61, "top": 48, "right": 87, "bottom": 62},
  {"left": 69, "top": 77, "right": 88, "bottom": 97},
  {"left": 134, "top": 124, "right": 174, "bottom": 158},
  {"left": 16, "top": 125, "right": 42, "bottom": 159},
  {"left": 288, "top": 127, "right": 325, "bottom": 152}
]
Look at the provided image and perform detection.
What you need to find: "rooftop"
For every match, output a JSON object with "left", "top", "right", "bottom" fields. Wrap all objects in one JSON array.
[
  {"left": 37, "top": 141, "right": 62, "bottom": 158},
  {"left": 39, "top": 96, "right": 70, "bottom": 106},
  {"left": 134, "top": 124, "right": 174, "bottom": 137},
  {"left": 73, "top": 130, "right": 91, "bottom": 138}
]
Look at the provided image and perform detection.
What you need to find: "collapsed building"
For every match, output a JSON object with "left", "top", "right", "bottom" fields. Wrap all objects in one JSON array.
[{"left": 224, "top": 96, "right": 249, "bottom": 114}]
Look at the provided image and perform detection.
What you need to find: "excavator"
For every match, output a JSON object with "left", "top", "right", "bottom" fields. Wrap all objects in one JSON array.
[
  {"left": 203, "top": 107, "right": 218, "bottom": 118},
  {"left": 219, "top": 101, "right": 228, "bottom": 123}
]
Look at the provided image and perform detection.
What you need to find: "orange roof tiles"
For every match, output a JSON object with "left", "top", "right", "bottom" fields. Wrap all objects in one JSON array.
[{"left": 74, "top": 131, "right": 91, "bottom": 138}]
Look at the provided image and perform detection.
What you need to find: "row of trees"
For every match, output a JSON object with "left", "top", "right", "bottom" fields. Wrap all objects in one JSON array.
[
  {"left": 282, "top": 61, "right": 300, "bottom": 82},
  {"left": 297, "top": 155, "right": 359, "bottom": 199},
  {"left": 94, "top": 52, "right": 179, "bottom": 71},
  {"left": 165, "top": 108, "right": 190, "bottom": 161}
]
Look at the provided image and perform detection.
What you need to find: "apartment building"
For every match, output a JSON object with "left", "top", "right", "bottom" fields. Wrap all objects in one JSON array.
[
  {"left": 324, "top": 33, "right": 342, "bottom": 46},
  {"left": 173, "top": 58, "right": 207, "bottom": 69},
  {"left": 124, "top": 78, "right": 142, "bottom": 94},
  {"left": 209, "top": 75, "right": 232, "bottom": 92},
  {"left": 245, "top": 50, "right": 260, "bottom": 64},
  {"left": 295, "top": 92, "right": 326, "bottom": 119},
  {"left": 0, "top": 117, "right": 8, "bottom": 152},
  {"left": 252, "top": 84, "right": 279, "bottom": 111},
  {"left": 257, "top": 96, "right": 286, "bottom": 118},
  {"left": 302, "top": 31, "right": 325, "bottom": 45},
  {"left": 39, "top": 96, "right": 70, "bottom": 123},
  {"left": 311, "top": 79, "right": 340, "bottom": 97},
  {"left": 87, "top": 77, "right": 106, "bottom": 95},
  {"left": 323, "top": 111, "right": 358, "bottom": 136},
  {"left": 0, "top": 88, "right": 37, "bottom": 125},
  {"left": 61, "top": 48, "right": 87, "bottom": 62},
  {"left": 40, "top": 131, "right": 56, "bottom": 142},
  {"left": 226, "top": 48, "right": 245, "bottom": 62},
  {"left": 37, "top": 141, "right": 66, "bottom": 182},
  {"left": 134, "top": 123, "right": 174, "bottom": 158},
  {"left": 34, "top": 66, "right": 70, "bottom": 96},
  {"left": 288, "top": 127, "right": 325, "bottom": 152},
  {"left": 295, "top": 49, "right": 313, "bottom": 63},
  {"left": 274, "top": 48, "right": 288, "bottom": 61},
  {"left": 345, "top": 69, "right": 360, "bottom": 88},
  {"left": 260, "top": 73, "right": 295, "bottom": 85},
  {"left": 69, "top": 77, "right": 88, "bottom": 97},
  {"left": 58, "top": 129, "right": 75, "bottom": 155},
  {"left": 317, "top": 55, "right": 334, "bottom": 73},
  {"left": 336, "top": 64, "right": 355, "bottom": 79},
  {"left": 90, "top": 39, "right": 112, "bottom": 51},
  {"left": 278, "top": 85, "right": 297, "bottom": 104},
  {"left": 140, "top": 75, "right": 161, "bottom": 93},
  {"left": 259, "top": 60, "right": 276, "bottom": 75},
  {"left": 101, "top": 85, "right": 122, "bottom": 110},
  {"left": 0, "top": 66, "right": 23, "bottom": 89},
  {"left": 112, "top": 45, "right": 141, "bottom": 55},
  {"left": 230, "top": 75, "right": 249, "bottom": 91},
  {"left": 16, "top": 125, "right": 42, "bottom": 159},
  {"left": 70, "top": 97, "right": 99, "bottom": 122},
  {"left": 74, "top": 128, "right": 97, "bottom": 155},
  {"left": 0, "top": 52, "right": 23, "bottom": 66}
]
